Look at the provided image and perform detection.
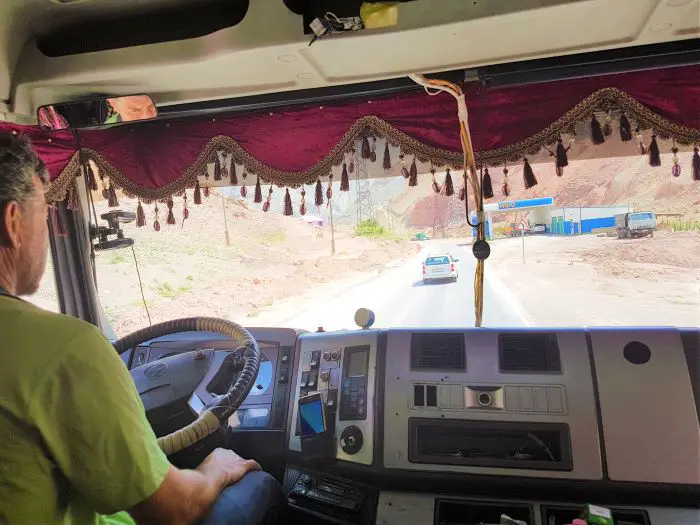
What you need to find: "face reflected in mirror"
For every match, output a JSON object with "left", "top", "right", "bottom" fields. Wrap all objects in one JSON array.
[
  {"left": 37, "top": 94, "right": 157, "bottom": 130},
  {"left": 106, "top": 95, "right": 157, "bottom": 123}
]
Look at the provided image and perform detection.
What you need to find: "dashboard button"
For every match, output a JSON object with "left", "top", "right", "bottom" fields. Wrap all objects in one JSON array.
[
  {"left": 310, "top": 351, "right": 320, "bottom": 368},
  {"left": 308, "top": 370, "right": 318, "bottom": 389}
]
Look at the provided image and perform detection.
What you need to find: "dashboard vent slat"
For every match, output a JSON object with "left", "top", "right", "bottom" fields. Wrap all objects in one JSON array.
[
  {"left": 410, "top": 333, "right": 465, "bottom": 371},
  {"left": 499, "top": 333, "right": 561, "bottom": 373}
]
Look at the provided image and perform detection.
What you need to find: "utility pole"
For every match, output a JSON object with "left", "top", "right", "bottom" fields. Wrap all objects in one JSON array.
[
  {"left": 329, "top": 199, "right": 336, "bottom": 256},
  {"left": 221, "top": 194, "right": 230, "bottom": 246},
  {"left": 355, "top": 141, "right": 375, "bottom": 225}
]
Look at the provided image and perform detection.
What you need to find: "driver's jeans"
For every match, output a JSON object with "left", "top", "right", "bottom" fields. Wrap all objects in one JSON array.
[{"left": 202, "top": 471, "right": 285, "bottom": 525}]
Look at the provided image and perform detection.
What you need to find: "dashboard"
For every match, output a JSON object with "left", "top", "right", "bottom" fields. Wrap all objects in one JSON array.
[{"left": 125, "top": 325, "right": 700, "bottom": 525}]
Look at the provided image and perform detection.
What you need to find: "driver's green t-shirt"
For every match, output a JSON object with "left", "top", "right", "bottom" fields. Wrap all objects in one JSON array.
[{"left": 0, "top": 297, "right": 171, "bottom": 524}]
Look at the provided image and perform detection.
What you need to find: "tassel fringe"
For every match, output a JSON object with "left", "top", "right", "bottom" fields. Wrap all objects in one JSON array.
[{"left": 482, "top": 168, "right": 494, "bottom": 199}]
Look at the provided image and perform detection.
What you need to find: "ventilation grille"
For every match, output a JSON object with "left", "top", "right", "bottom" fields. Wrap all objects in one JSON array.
[
  {"left": 410, "top": 333, "right": 465, "bottom": 370},
  {"left": 499, "top": 333, "right": 561, "bottom": 373}
]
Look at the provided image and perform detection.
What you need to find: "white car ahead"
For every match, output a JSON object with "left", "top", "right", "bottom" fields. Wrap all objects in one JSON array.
[{"left": 422, "top": 254, "right": 459, "bottom": 283}]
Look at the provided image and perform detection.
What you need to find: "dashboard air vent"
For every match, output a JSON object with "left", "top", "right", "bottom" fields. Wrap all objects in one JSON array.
[
  {"left": 410, "top": 333, "right": 465, "bottom": 371},
  {"left": 499, "top": 333, "right": 561, "bottom": 373}
]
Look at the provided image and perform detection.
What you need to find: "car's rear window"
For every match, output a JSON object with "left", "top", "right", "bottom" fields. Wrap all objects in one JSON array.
[{"left": 425, "top": 256, "right": 450, "bottom": 265}]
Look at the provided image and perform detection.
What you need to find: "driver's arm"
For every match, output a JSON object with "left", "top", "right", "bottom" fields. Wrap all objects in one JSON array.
[{"left": 27, "top": 323, "right": 256, "bottom": 524}]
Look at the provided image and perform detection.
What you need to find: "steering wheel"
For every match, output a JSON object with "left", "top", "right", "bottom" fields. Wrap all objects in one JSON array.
[{"left": 113, "top": 317, "right": 260, "bottom": 455}]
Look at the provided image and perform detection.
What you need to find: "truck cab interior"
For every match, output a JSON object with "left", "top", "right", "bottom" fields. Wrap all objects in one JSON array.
[{"left": 1, "top": 1, "right": 699, "bottom": 524}]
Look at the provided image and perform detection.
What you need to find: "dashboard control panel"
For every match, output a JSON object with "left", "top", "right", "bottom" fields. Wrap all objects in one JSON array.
[{"left": 287, "top": 330, "right": 378, "bottom": 465}]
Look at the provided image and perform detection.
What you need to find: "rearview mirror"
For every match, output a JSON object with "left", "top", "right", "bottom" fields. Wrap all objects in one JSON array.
[{"left": 37, "top": 94, "right": 157, "bottom": 131}]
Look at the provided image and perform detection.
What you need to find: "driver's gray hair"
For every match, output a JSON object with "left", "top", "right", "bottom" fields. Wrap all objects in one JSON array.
[
  {"left": 0, "top": 131, "right": 48, "bottom": 208},
  {"left": 0, "top": 132, "right": 48, "bottom": 240}
]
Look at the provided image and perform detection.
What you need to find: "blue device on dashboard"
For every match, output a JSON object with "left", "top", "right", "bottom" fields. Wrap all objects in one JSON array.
[
  {"left": 298, "top": 392, "right": 335, "bottom": 461},
  {"left": 299, "top": 394, "right": 326, "bottom": 437}
]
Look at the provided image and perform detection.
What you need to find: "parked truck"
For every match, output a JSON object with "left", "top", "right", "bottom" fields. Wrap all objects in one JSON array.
[{"left": 615, "top": 212, "right": 657, "bottom": 239}]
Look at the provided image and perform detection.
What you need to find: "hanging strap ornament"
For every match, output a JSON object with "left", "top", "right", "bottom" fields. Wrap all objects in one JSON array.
[
  {"left": 671, "top": 144, "right": 681, "bottom": 178},
  {"left": 314, "top": 179, "right": 323, "bottom": 206},
  {"left": 326, "top": 172, "right": 334, "bottom": 202},
  {"left": 166, "top": 198, "right": 176, "bottom": 225},
  {"left": 263, "top": 186, "right": 273, "bottom": 212},
  {"left": 194, "top": 179, "right": 202, "bottom": 204},
  {"left": 203, "top": 164, "right": 211, "bottom": 197},
  {"left": 222, "top": 153, "right": 230, "bottom": 180},
  {"left": 400, "top": 153, "right": 409, "bottom": 179},
  {"left": 229, "top": 158, "right": 238, "bottom": 185},
  {"left": 67, "top": 184, "right": 80, "bottom": 211},
  {"left": 502, "top": 166, "right": 510, "bottom": 197},
  {"left": 383, "top": 140, "right": 391, "bottom": 170},
  {"left": 153, "top": 205, "right": 161, "bottom": 231},
  {"left": 590, "top": 114, "right": 605, "bottom": 144},
  {"left": 100, "top": 176, "right": 109, "bottom": 200},
  {"left": 459, "top": 185, "right": 466, "bottom": 201},
  {"left": 370, "top": 137, "right": 377, "bottom": 162},
  {"left": 619, "top": 112, "right": 632, "bottom": 142},
  {"left": 361, "top": 136, "right": 371, "bottom": 159},
  {"left": 431, "top": 167, "right": 441, "bottom": 194},
  {"left": 482, "top": 168, "right": 494, "bottom": 199},
  {"left": 340, "top": 162, "right": 349, "bottom": 191},
  {"left": 602, "top": 111, "right": 613, "bottom": 137},
  {"left": 49, "top": 205, "right": 68, "bottom": 237},
  {"left": 240, "top": 172, "right": 248, "bottom": 197},
  {"left": 182, "top": 193, "right": 190, "bottom": 222},
  {"left": 636, "top": 128, "right": 646, "bottom": 155},
  {"left": 85, "top": 162, "right": 98, "bottom": 191},
  {"left": 107, "top": 182, "right": 119, "bottom": 207},
  {"left": 300, "top": 187, "right": 307, "bottom": 216},
  {"left": 284, "top": 188, "right": 293, "bottom": 216},
  {"left": 443, "top": 168, "right": 454, "bottom": 196},
  {"left": 254, "top": 176, "right": 263, "bottom": 203},
  {"left": 549, "top": 136, "right": 571, "bottom": 177},
  {"left": 648, "top": 134, "right": 661, "bottom": 167},
  {"left": 522, "top": 158, "right": 538, "bottom": 189},
  {"left": 409, "top": 157, "right": 418, "bottom": 187},
  {"left": 136, "top": 200, "right": 146, "bottom": 227},
  {"left": 692, "top": 147, "right": 700, "bottom": 182},
  {"left": 214, "top": 152, "right": 222, "bottom": 181},
  {"left": 349, "top": 148, "right": 355, "bottom": 173}
]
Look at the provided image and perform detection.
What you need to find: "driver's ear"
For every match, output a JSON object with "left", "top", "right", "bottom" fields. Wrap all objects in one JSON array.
[{"left": 0, "top": 201, "right": 23, "bottom": 249}]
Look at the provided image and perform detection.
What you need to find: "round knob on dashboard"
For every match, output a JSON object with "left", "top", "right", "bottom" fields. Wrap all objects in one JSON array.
[
  {"left": 477, "top": 392, "right": 493, "bottom": 407},
  {"left": 339, "top": 425, "right": 363, "bottom": 455},
  {"left": 320, "top": 371, "right": 329, "bottom": 382},
  {"left": 330, "top": 350, "right": 339, "bottom": 361},
  {"left": 323, "top": 351, "right": 331, "bottom": 361}
]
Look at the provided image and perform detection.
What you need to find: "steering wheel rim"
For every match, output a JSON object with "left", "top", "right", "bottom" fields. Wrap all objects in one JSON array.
[{"left": 113, "top": 317, "right": 260, "bottom": 455}]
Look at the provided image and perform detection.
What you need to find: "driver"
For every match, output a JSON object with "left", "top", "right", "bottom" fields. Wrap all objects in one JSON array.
[
  {"left": 0, "top": 132, "right": 284, "bottom": 524},
  {"left": 105, "top": 95, "right": 157, "bottom": 124}
]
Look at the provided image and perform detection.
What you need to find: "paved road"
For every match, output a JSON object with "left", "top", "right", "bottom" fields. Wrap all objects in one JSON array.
[{"left": 279, "top": 240, "right": 530, "bottom": 331}]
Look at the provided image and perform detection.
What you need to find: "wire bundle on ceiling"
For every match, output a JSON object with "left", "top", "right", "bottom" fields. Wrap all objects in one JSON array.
[{"left": 408, "top": 74, "right": 486, "bottom": 327}]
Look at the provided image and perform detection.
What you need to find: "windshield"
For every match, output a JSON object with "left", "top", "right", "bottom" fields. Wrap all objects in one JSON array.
[{"left": 81, "top": 143, "right": 698, "bottom": 337}]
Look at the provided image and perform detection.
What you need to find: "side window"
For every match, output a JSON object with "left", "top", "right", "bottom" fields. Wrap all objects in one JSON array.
[{"left": 24, "top": 246, "right": 60, "bottom": 313}]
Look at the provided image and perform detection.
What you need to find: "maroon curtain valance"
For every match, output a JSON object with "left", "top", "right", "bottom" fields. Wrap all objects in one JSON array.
[{"left": 1, "top": 65, "right": 698, "bottom": 205}]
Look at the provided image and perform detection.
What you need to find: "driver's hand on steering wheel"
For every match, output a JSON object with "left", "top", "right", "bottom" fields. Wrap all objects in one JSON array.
[{"left": 196, "top": 448, "right": 261, "bottom": 487}]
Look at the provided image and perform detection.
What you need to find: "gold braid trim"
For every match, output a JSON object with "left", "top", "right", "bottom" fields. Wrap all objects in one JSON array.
[{"left": 45, "top": 87, "right": 700, "bottom": 203}]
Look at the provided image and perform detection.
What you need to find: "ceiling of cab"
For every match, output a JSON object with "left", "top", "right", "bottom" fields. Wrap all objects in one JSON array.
[{"left": 1, "top": 0, "right": 698, "bottom": 119}]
